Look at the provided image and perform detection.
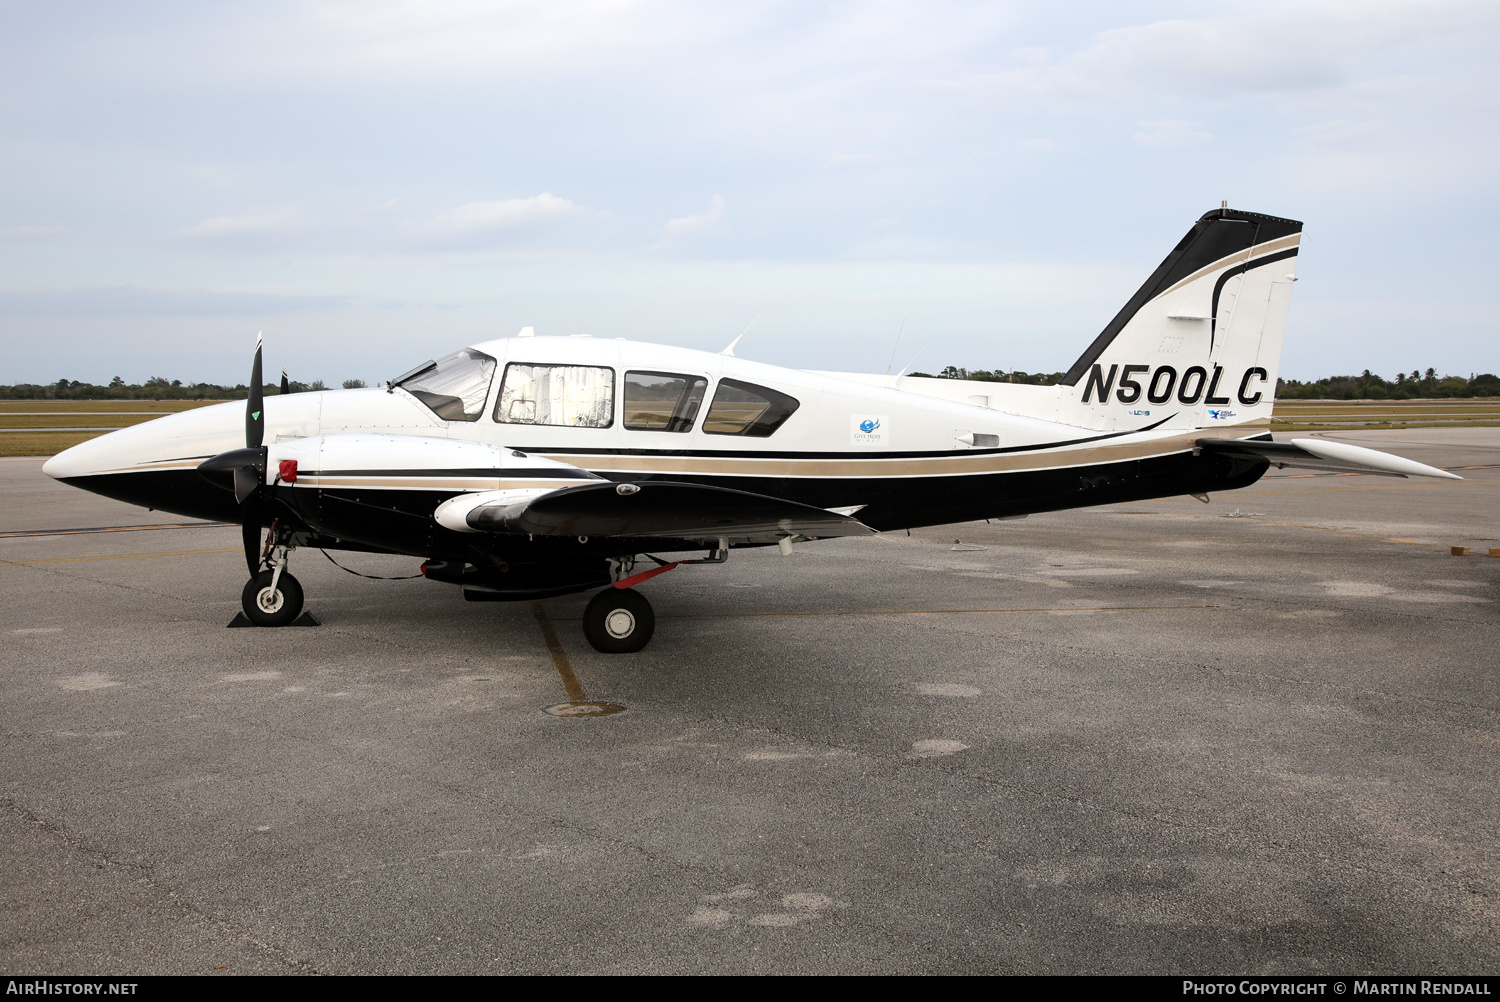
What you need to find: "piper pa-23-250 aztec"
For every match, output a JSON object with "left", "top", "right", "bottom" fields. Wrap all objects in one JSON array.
[{"left": 44, "top": 207, "right": 1460, "bottom": 653}]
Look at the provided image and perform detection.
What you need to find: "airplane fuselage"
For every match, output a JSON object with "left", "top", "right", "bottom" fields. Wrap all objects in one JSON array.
[{"left": 44, "top": 336, "right": 1270, "bottom": 555}]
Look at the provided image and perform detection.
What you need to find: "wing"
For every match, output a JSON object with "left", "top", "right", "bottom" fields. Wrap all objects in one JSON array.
[
  {"left": 434, "top": 481, "right": 876, "bottom": 544},
  {"left": 1197, "top": 437, "right": 1461, "bottom": 480}
]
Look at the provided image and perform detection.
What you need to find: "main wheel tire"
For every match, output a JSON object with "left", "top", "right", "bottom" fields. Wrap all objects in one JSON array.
[
  {"left": 241, "top": 570, "right": 304, "bottom": 627},
  {"left": 582, "top": 587, "right": 655, "bottom": 654}
]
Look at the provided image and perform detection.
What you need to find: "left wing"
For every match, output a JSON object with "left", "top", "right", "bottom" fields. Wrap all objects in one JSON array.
[
  {"left": 1198, "top": 437, "right": 1461, "bottom": 480},
  {"left": 435, "top": 481, "right": 876, "bottom": 544}
]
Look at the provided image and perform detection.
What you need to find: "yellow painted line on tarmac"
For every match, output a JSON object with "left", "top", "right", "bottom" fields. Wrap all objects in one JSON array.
[
  {"left": 0, "top": 547, "right": 242, "bottom": 566},
  {"left": 0, "top": 522, "right": 233, "bottom": 539},
  {"left": 530, "top": 600, "right": 589, "bottom": 703}
]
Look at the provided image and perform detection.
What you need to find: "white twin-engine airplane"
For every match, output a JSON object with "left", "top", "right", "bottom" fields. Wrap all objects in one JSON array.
[{"left": 44, "top": 207, "right": 1459, "bottom": 652}]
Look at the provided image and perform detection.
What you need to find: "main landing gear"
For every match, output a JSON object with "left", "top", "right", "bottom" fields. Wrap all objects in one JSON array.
[
  {"left": 577, "top": 544, "right": 728, "bottom": 654},
  {"left": 582, "top": 587, "right": 655, "bottom": 654},
  {"left": 239, "top": 531, "right": 305, "bottom": 627}
]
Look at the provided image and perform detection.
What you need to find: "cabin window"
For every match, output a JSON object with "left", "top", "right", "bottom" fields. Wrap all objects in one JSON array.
[
  {"left": 624, "top": 371, "right": 707, "bottom": 432},
  {"left": 495, "top": 364, "right": 615, "bottom": 428},
  {"left": 702, "top": 378, "right": 800, "bottom": 437},
  {"left": 393, "top": 348, "right": 496, "bottom": 422}
]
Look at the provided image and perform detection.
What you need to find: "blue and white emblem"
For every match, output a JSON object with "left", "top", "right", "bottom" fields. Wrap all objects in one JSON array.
[
  {"left": 1206, "top": 408, "right": 1237, "bottom": 421},
  {"left": 851, "top": 415, "right": 888, "bottom": 446}
]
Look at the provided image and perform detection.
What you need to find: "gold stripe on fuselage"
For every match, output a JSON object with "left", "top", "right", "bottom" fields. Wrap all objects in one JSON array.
[{"left": 542, "top": 425, "right": 1269, "bottom": 480}]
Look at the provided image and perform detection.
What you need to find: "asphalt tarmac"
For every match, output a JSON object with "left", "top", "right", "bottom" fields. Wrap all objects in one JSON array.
[{"left": 2, "top": 428, "right": 1497, "bottom": 975}]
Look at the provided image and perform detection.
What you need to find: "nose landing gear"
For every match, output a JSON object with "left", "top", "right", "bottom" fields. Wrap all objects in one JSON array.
[
  {"left": 242, "top": 567, "right": 304, "bottom": 627},
  {"left": 229, "top": 529, "right": 317, "bottom": 628}
]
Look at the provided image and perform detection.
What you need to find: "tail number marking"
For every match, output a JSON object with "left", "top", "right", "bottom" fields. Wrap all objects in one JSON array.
[{"left": 1084, "top": 363, "right": 1266, "bottom": 407}]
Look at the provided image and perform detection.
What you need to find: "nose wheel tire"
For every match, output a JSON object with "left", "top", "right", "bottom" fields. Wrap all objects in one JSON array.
[
  {"left": 241, "top": 570, "right": 304, "bottom": 627},
  {"left": 583, "top": 587, "right": 655, "bottom": 654}
]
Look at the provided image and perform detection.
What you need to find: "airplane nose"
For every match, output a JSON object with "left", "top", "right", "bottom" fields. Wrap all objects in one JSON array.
[{"left": 42, "top": 438, "right": 105, "bottom": 480}]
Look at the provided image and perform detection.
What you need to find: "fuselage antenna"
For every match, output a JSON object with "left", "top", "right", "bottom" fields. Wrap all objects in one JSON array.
[
  {"left": 891, "top": 347, "right": 925, "bottom": 384},
  {"left": 885, "top": 318, "right": 906, "bottom": 375},
  {"left": 721, "top": 313, "right": 761, "bottom": 357}
]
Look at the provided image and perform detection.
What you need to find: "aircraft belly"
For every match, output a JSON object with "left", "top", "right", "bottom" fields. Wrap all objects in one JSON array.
[{"left": 574, "top": 448, "right": 1269, "bottom": 531}]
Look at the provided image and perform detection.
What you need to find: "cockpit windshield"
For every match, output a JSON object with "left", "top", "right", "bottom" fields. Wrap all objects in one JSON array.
[{"left": 393, "top": 348, "right": 496, "bottom": 422}]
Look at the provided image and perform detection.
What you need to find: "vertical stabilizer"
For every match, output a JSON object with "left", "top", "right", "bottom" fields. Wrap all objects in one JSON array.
[{"left": 1056, "top": 208, "right": 1301, "bottom": 432}]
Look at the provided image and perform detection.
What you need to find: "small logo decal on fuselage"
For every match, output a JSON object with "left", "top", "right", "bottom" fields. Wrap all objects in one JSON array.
[
  {"left": 1207, "top": 408, "right": 1237, "bottom": 420},
  {"left": 851, "top": 415, "right": 888, "bottom": 447}
]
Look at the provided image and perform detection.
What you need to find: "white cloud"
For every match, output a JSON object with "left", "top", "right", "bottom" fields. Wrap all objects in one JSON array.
[
  {"left": 650, "top": 195, "right": 725, "bottom": 249},
  {"left": 938, "top": 2, "right": 1500, "bottom": 106},
  {"left": 1131, "top": 120, "right": 1213, "bottom": 149},
  {"left": 430, "top": 193, "right": 587, "bottom": 241},
  {"left": 180, "top": 208, "right": 317, "bottom": 240}
]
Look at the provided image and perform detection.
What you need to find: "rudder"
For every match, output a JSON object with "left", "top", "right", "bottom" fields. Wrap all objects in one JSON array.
[{"left": 1057, "top": 207, "right": 1302, "bottom": 432}]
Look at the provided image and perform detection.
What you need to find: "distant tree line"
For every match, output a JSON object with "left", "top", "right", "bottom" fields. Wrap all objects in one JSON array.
[
  {"left": 910, "top": 367, "right": 1068, "bottom": 385},
  {"left": 0, "top": 377, "right": 368, "bottom": 400},
  {"left": 911, "top": 366, "right": 1500, "bottom": 399},
  {"left": 1275, "top": 369, "right": 1499, "bottom": 399}
]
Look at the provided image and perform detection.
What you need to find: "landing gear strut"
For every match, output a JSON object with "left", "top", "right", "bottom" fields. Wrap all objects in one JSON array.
[
  {"left": 240, "top": 534, "right": 304, "bottom": 627},
  {"left": 582, "top": 587, "right": 654, "bottom": 654}
]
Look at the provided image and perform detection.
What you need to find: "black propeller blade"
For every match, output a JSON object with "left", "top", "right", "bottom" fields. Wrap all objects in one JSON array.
[
  {"left": 247, "top": 334, "right": 264, "bottom": 449},
  {"left": 197, "top": 332, "right": 271, "bottom": 575},
  {"left": 280, "top": 368, "right": 290, "bottom": 395}
]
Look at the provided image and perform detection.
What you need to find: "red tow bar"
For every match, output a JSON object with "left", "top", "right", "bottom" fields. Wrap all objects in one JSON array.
[{"left": 613, "top": 562, "right": 680, "bottom": 589}]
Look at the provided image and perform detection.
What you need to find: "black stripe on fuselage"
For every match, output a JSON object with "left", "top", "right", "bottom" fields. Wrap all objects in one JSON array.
[
  {"left": 510, "top": 415, "right": 1176, "bottom": 461},
  {"left": 298, "top": 467, "right": 599, "bottom": 479}
]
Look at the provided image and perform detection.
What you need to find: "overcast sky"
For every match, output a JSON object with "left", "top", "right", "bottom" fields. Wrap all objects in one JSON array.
[{"left": 2, "top": 0, "right": 1497, "bottom": 385}]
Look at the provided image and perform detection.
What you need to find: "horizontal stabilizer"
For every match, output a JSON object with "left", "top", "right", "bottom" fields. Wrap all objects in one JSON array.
[
  {"left": 1197, "top": 437, "right": 1462, "bottom": 480},
  {"left": 435, "top": 481, "right": 877, "bottom": 544}
]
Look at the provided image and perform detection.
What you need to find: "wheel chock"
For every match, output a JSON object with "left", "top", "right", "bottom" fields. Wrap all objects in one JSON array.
[{"left": 226, "top": 610, "right": 320, "bottom": 628}]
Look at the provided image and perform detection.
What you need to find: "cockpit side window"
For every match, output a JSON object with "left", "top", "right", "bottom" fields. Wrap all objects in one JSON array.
[
  {"left": 702, "top": 378, "right": 800, "bottom": 437},
  {"left": 393, "top": 348, "right": 496, "bottom": 422},
  {"left": 624, "top": 371, "right": 707, "bottom": 432},
  {"left": 495, "top": 363, "right": 615, "bottom": 428}
]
